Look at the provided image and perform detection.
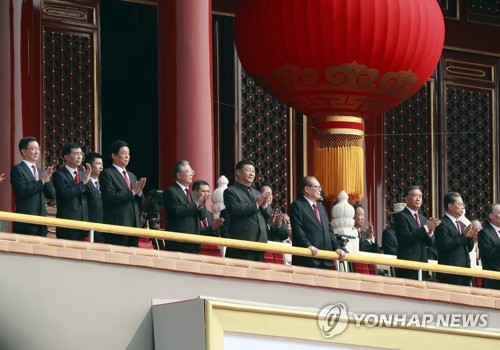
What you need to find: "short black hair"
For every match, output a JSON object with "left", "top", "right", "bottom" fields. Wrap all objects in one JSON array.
[
  {"left": 193, "top": 179, "right": 209, "bottom": 191},
  {"left": 298, "top": 176, "right": 315, "bottom": 194},
  {"left": 172, "top": 160, "right": 190, "bottom": 179},
  {"left": 236, "top": 159, "right": 255, "bottom": 170},
  {"left": 109, "top": 140, "right": 129, "bottom": 157},
  {"left": 444, "top": 192, "right": 461, "bottom": 211},
  {"left": 62, "top": 142, "right": 81, "bottom": 157},
  {"left": 353, "top": 204, "right": 363, "bottom": 212},
  {"left": 85, "top": 152, "right": 103, "bottom": 166},
  {"left": 18, "top": 136, "right": 38, "bottom": 154},
  {"left": 403, "top": 185, "right": 422, "bottom": 197}
]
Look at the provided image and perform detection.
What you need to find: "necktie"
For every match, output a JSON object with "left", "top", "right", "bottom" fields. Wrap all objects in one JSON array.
[
  {"left": 313, "top": 204, "right": 321, "bottom": 222},
  {"left": 456, "top": 220, "right": 462, "bottom": 234},
  {"left": 414, "top": 213, "right": 421, "bottom": 228},
  {"left": 74, "top": 170, "right": 80, "bottom": 184},
  {"left": 185, "top": 188, "right": 192, "bottom": 202},
  {"left": 122, "top": 170, "right": 131, "bottom": 189},
  {"left": 95, "top": 181, "right": 100, "bottom": 192},
  {"left": 32, "top": 165, "right": 39, "bottom": 181}
]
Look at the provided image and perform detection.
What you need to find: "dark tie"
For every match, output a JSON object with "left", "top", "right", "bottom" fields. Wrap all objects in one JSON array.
[
  {"left": 456, "top": 220, "right": 462, "bottom": 234},
  {"left": 32, "top": 165, "right": 39, "bottom": 181},
  {"left": 74, "top": 170, "right": 80, "bottom": 184},
  {"left": 185, "top": 188, "right": 192, "bottom": 202},
  {"left": 414, "top": 213, "right": 421, "bottom": 228},
  {"left": 95, "top": 181, "right": 100, "bottom": 192},
  {"left": 313, "top": 204, "right": 321, "bottom": 222},
  {"left": 122, "top": 170, "right": 131, "bottom": 189}
]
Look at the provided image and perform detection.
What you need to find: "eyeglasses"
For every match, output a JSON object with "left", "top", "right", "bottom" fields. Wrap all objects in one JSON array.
[
  {"left": 26, "top": 147, "right": 41, "bottom": 152},
  {"left": 308, "top": 185, "right": 322, "bottom": 191},
  {"left": 71, "top": 152, "right": 84, "bottom": 156},
  {"left": 182, "top": 169, "right": 195, "bottom": 175}
]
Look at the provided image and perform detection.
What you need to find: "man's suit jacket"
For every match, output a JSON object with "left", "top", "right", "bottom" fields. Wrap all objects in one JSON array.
[
  {"left": 478, "top": 221, "right": 500, "bottom": 289},
  {"left": 10, "top": 162, "right": 56, "bottom": 236},
  {"left": 163, "top": 183, "right": 206, "bottom": 253},
  {"left": 223, "top": 181, "right": 272, "bottom": 261},
  {"left": 99, "top": 167, "right": 144, "bottom": 246},
  {"left": 435, "top": 215, "right": 474, "bottom": 286},
  {"left": 87, "top": 179, "right": 104, "bottom": 243},
  {"left": 53, "top": 167, "right": 97, "bottom": 240},
  {"left": 394, "top": 207, "right": 433, "bottom": 279},
  {"left": 267, "top": 217, "right": 289, "bottom": 242},
  {"left": 290, "top": 196, "right": 340, "bottom": 269},
  {"left": 382, "top": 227, "right": 398, "bottom": 255}
]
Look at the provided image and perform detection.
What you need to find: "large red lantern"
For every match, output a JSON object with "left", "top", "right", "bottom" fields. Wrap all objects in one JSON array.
[{"left": 234, "top": 0, "right": 445, "bottom": 201}]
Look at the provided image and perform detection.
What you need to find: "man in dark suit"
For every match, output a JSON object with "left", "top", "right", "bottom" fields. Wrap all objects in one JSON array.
[
  {"left": 382, "top": 203, "right": 406, "bottom": 255},
  {"left": 85, "top": 152, "right": 104, "bottom": 243},
  {"left": 478, "top": 204, "right": 500, "bottom": 289},
  {"left": 353, "top": 204, "right": 379, "bottom": 253},
  {"left": 10, "top": 136, "right": 56, "bottom": 236},
  {"left": 435, "top": 192, "right": 475, "bottom": 286},
  {"left": 223, "top": 159, "right": 273, "bottom": 261},
  {"left": 100, "top": 140, "right": 146, "bottom": 247},
  {"left": 394, "top": 186, "right": 441, "bottom": 280},
  {"left": 260, "top": 185, "right": 288, "bottom": 242},
  {"left": 163, "top": 162, "right": 212, "bottom": 253},
  {"left": 290, "top": 176, "right": 346, "bottom": 269},
  {"left": 53, "top": 142, "right": 97, "bottom": 241}
]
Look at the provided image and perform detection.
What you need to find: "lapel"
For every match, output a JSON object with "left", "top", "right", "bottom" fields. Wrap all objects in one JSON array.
[
  {"left": 402, "top": 208, "right": 420, "bottom": 230},
  {"left": 20, "top": 162, "right": 37, "bottom": 181},
  {"left": 486, "top": 222, "right": 500, "bottom": 243},
  {"left": 443, "top": 215, "right": 463, "bottom": 235},
  {"left": 110, "top": 166, "right": 129, "bottom": 190},
  {"left": 300, "top": 197, "right": 322, "bottom": 228},
  {"left": 174, "top": 183, "right": 191, "bottom": 203},
  {"left": 61, "top": 166, "right": 76, "bottom": 183}
]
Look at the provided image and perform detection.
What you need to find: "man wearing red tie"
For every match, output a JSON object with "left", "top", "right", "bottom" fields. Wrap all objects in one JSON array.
[
  {"left": 10, "top": 136, "right": 56, "bottom": 236},
  {"left": 435, "top": 192, "right": 475, "bottom": 286},
  {"left": 99, "top": 140, "right": 146, "bottom": 246},
  {"left": 163, "top": 161, "right": 210, "bottom": 253},
  {"left": 289, "top": 176, "right": 346, "bottom": 269},
  {"left": 394, "top": 186, "right": 441, "bottom": 280},
  {"left": 52, "top": 142, "right": 97, "bottom": 241}
]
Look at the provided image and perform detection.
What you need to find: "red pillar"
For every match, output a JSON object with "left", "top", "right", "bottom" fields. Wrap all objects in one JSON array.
[
  {"left": 157, "top": 0, "right": 215, "bottom": 189},
  {"left": 0, "top": 0, "right": 39, "bottom": 215}
]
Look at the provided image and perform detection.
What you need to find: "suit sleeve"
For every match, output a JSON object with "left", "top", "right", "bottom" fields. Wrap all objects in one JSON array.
[
  {"left": 435, "top": 223, "right": 468, "bottom": 251},
  {"left": 163, "top": 187, "right": 199, "bottom": 219},
  {"left": 223, "top": 188, "right": 259, "bottom": 218},
  {"left": 100, "top": 170, "right": 135, "bottom": 204},
  {"left": 394, "top": 213, "right": 428, "bottom": 244},
  {"left": 10, "top": 166, "right": 45, "bottom": 198},
  {"left": 478, "top": 229, "right": 500, "bottom": 260},
  {"left": 360, "top": 239, "right": 379, "bottom": 253},
  {"left": 382, "top": 228, "right": 398, "bottom": 255},
  {"left": 290, "top": 202, "right": 312, "bottom": 248},
  {"left": 43, "top": 181, "right": 56, "bottom": 200}
]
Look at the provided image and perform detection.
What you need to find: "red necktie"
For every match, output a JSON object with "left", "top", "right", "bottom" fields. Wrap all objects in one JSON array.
[
  {"left": 414, "top": 213, "right": 421, "bottom": 228},
  {"left": 313, "top": 204, "right": 321, "bottom": 222},
  {"left": 32, "top": 165, "right": 39, "bottom": 181},
  {"left": 74, "top": 170, "right": 80, "bottom": 184},
  {"left": 456, "top": 220, "right": 462, "bottom": 234},
  {"left": 122, "top": 170, "right": 131, "bottom": 189},
  {"left": 185, "top": 188, "right": 193, "bottom": 202}
]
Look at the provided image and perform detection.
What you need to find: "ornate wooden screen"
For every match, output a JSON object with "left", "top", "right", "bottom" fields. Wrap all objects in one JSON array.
[
  {"left": 240, "top": 70, "right": 290, "bottom": 210},
  {"left": 384, "top": 82, "right": 433, "bottom": 223},
  {"left": 41, "top": 0, "right": 99, "bottom": 167}
]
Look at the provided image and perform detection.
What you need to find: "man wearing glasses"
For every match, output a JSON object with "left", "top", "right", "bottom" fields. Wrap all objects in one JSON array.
[
  {"left": 52, "top": 142, "right": 97, "bottom": 241},
  {"left": 10, "top": 136, "right": 56, "bottom": 236},
  {"left": 290, "top": 176, "right": 346, "bottom": 268},
  {"left": 163, "top": 160, "right": 210, "bottom": 253}
]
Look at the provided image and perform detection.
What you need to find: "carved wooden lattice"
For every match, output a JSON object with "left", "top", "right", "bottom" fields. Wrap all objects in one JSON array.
[
  {"left": 446, "top": 88, "right": 492, "bottom": 220},
  {"left": 384, "top": 83, "right": 431, "bottom": 224},
  {"left": 42, "top": 30, "right": 94, "bottom": 167},
  {"left": 241, "top": 70, "right": 289, "bottom": 210}
]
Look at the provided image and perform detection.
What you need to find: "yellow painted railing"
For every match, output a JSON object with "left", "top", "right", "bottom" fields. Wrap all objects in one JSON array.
[{"left": 0, "top": 211, "right": 499, "bottom": 281}]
